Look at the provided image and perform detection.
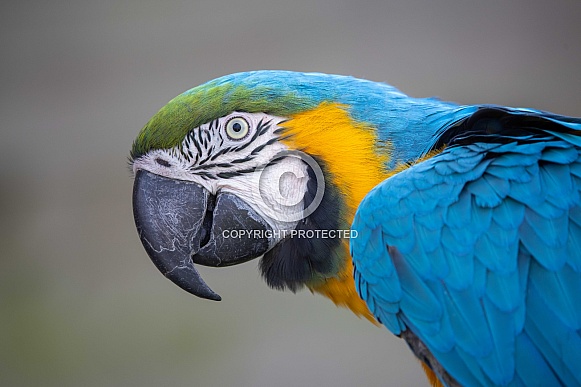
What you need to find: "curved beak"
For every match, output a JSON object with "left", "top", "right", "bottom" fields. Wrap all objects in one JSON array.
[{"left": 132, "top": 170, "right": 272, "bottom": 300}]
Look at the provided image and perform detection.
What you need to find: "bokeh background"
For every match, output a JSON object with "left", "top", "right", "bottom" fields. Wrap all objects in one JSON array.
[{"left": 1, "top": 1, "right": 580, "bottom": 386}]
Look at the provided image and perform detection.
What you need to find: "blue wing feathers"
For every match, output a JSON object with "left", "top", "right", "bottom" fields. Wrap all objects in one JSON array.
[
  {"left": 523, "top": 208, "right": 568, "bottom": 247},
  {"left": 379, "top": 212, "right": 414, "bottom": 240},
  {"left": 527, "top": 199, "right": 566, "bottom": 220},
  {"left": 570, "top": 205, "right": 581, "bottom": 226},
  {"left": 491, "top": 199, "right": 524, "bottom": 229},
  {"left": 485, "top": 269, "right": 520, "bottom": 312},
  {"left": 422, "top": 244, "right": 449, "bottom": 280},
  {"left": 513, "top": 250, "right": 531, "bottom": 333},
  {"left": 389, "top": 247, "right": 442, "bottom": 324},
  {"left": 567, "top": 221, "right": 581, "bottom": 271},
  {"left": 483, "top": 174, "right": 510, "bottom": 199},
  {"left": 443, "top": 191, "right": 472, "bottom": 228},
  {"left": 487, "top": 165, "right": 532, "bottom": 185},
  {"left": 351, "top": 108, "right": 581, "bottom": 386},
  {"left": 467, "top": 176, "right": 505, "bottom": 207},
  {"left": 420, "top": 281, "right": 456, "bottom": 350},
  {"left": 487, "top": 220, "right": 520, "bottom": 247},
  {"left": 480, "top": 297, "right": 515, "bottom": 384},
  {"left": 468, "top": 202, "right": 493, "bottom": 235},
  {"left": 441, "top": 252, "right": 473, "bottom": 290},
  {"left": 445, "top": 288, "right": 494, "bottom": 357},
  {"left": 540, "top": 164, "right": 576, "bottom": 209},
  {"left": 525, "top": 281, "right": 581, "bottom": 385},
  {"left": 414, "top": 204, "right": 446, "bottom": 230},
  {"left": 523, "top": 320, "right": 573, "bottom": 385},
  {"left": 412, "top": 218, "right": 442, "bottom": 248},
  {"left": 472, "top": 259, "right": 488, "bottom": 297},
  {"left": 507, "top": 169, "right": 544, "bottom": 203},
  {"left": 514, "top": 333, "right": 562, "bottom": 386},
  {"left": 489, "top": 151, "right": 538, "bottom": 167},
  {"left": 405, "top": 188, "right": 441, "bottom": 214},
  {"left": 472, "top": 239, "right": 514, "bottom": 276},
  {"left": 548, "top": 131, "right": 581, "bottom": 147},
  {"left": 530, "top": 263, "right": 581, "bottom": 329},
  {"left": 570, "top": 161, "right": 581, "bottom": 178},
  {"left": 441, "top": 226, "right": 475, "bottom": 255},
  {"left": 540, "top": 146, "right": 578, "bottom": 164},
  {"left": 519, "top": 219, "right": 568, "bottom": 271}
]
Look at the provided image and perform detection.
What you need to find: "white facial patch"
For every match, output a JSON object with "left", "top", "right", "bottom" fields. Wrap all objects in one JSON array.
[{"left": 132, "top": 112, "right": 316, "bottom": 248}]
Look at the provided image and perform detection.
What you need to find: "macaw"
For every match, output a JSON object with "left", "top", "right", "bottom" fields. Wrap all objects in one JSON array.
[{"left": 130, "top": 71, "right": 581, "bottom": 386}]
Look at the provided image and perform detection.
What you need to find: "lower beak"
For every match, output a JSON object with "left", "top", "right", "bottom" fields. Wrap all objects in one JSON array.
[{"left": 132, "top": 170, "right": 272, "bottom": 300}]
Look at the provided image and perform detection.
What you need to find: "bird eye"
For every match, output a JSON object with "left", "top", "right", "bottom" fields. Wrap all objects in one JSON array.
[{"left": 225, "top": 117, "right": 249, "bottom": 140}]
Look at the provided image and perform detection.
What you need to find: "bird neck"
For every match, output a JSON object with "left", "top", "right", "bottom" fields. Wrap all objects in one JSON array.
[
  {"left": 280, "top": 101, "right": 450, "bottom": 387},
  {"left": 281, "top": 102, "right": 394, "bottom": 322}
]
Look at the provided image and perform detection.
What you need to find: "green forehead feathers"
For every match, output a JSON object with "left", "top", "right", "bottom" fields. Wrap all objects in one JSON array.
[{"left": 130, "top": 81, "right": 314, "bottom": 160}]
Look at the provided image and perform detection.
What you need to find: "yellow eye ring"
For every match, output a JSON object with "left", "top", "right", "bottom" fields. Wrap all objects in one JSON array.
[{"left": 225, "top": 117, "right": 250, "bottom": 140}]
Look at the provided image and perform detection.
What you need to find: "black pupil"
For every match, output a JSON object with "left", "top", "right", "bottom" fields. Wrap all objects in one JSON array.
[{"left": 232, "top": 122, "right": 242, "bottom": 132}]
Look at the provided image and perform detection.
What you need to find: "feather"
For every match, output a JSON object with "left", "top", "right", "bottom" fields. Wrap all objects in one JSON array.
[
  {"left": 491, "top": 198, "right": 524, "bottom": 229},
  {"left": 529, "top": 262, "right": 581, "bottom": 329},
  {"left": 479, "top": 297, "right": 515, "bottom": 384},
  {"left": 514, "top": 333, "right": 561, "bottom": 386},
  {"left": 524, "top": 283, "right": 581, "bottom": 386},
  {"left": 567, "top": 221, "right": 581, "bottom": 270},
  {"left": 485, "top": 269, "right": 520, "bottom": 312}
]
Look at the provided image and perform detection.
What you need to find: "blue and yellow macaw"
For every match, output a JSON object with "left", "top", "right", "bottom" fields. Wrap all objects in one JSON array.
[{"left": 130, "top": 71, "right": 581, "bottom": 386}]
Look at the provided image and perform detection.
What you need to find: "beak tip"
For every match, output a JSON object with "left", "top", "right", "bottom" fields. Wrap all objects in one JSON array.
[
  {"left": 183, "top": 286, "right": 222, "bottom": 301},
  {"left": 210, "top": 294, "right": 222, "bottom": 302},
  {"left": 188, "top": 287, "right": 222, "bottom": 301},
  {"left": 164, "top": 266, "right": 222, "bottom": 301}
]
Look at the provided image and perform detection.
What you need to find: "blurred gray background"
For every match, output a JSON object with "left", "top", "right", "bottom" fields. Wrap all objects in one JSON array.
[{"left": 1, "top": 1, "right": 579, "bottom": 386}]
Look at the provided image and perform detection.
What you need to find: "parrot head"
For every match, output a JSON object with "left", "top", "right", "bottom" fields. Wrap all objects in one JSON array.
[{"left": 130, "top": 70, "right": 431, "bottom": 315}]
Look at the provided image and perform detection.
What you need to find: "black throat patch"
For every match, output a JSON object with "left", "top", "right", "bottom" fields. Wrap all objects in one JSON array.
[{"left": 259, "top": 158, "right": 347, "bottom": 291}]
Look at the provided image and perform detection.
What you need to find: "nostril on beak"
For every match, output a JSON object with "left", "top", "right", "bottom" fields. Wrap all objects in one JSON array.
[{"left": 199, "top": 194, "right": 216, "bottom": 248}]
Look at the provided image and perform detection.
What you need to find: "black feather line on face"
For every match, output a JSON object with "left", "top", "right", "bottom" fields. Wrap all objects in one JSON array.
[
  {"left": 208, "top": 147, "right": 235, "bottom": 162},
  {"left": 250, "top": 137, "right": 280, "bottom": 156},
  {"left": 191, "top": 131, "right": 203, "bottom": 157},
  {"left": 216, "top": 171, "right": 241, "bottom": 179},
  {"left": 198, "top": 145, "right": 216, "bottom": 166},
  {"left": 259, "top": 159, "right": 346, "bottom": 291},
  {"left": 258, "top": 119, "right": 272, "bottom": 136},
  {"left": 230, "top": 155, "right": 255, "bottom": 164},
  {"left": 214, "top": 166, "right": 261, "bottom": 179}
]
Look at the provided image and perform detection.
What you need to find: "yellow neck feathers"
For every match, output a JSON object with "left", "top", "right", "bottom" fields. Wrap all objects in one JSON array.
[{"left": 280, "top": 102, "right": 391, "bottom": 322}]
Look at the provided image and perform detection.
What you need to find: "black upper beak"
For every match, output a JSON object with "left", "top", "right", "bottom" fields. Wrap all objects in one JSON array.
[{"left": 132, "top": 170, "right": 272, "bottom": 300}]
